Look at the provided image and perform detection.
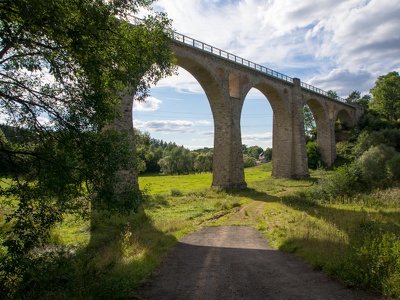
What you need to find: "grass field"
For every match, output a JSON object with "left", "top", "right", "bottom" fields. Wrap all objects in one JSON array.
[{"left": 1, "top": 164, "right": 399, "bottom": 299}]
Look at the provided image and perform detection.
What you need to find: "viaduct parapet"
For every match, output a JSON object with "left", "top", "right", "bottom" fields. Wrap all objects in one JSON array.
[{"left": 117, "top": 29, "right": 364, "bottom": 189}]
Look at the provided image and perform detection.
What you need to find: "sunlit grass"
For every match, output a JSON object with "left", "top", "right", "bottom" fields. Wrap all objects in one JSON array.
[
  {"left": 138, "top": 163, "right": 274, "bottom": 194},
  {"left": 2, "top": 164, "right": 400, "bottom": 298},
  {"left": 139, "top": 172, "right": 212, "bottom": 195}
]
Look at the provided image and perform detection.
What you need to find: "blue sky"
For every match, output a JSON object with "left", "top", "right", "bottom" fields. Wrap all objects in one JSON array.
[
  {"left": 2, "top": 0, "right": 399, "bottom": 150},
  {"left": 132, "top": 0, "right": 400, "bottom": 150}
]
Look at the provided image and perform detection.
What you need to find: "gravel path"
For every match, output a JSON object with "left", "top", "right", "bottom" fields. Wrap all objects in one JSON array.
[{"left": 139, "top": 226, "right": 381, "bottom": 300}]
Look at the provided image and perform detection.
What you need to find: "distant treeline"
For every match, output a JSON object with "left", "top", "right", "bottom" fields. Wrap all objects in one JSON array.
[{"left": 135, "top": 129, "right": 272, "bottom": 175}]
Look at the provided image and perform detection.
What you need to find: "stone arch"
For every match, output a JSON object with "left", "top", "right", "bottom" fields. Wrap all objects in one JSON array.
[
  {"left": 306, "top": 98, "right": 334, "bottom": 166},
  {"left": 174, "top": 56, "right": 223, "bottom": 105},
  {"left": 172, "top": 54, "right": 246, "bottom": 188},
  {"left": 242, "top": 82, "right": 293, "bottom": 177},
  {"left": 335, "top": 109, "right": 353, "bottom": 128}
]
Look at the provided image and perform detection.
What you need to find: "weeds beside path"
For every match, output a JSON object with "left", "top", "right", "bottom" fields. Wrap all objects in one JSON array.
[
  {"left": 139, "top": 226, "right": 380, "bottom": 300},
  {"left": 1, "top": 164, "right": 399, "bottom": 299}
]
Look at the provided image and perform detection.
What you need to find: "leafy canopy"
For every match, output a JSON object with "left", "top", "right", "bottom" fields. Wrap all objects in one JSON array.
[
  {"left": 0, "top": 0, "right": 176, "bottom": 284},
  {"left": 370, "top": 71, "right": 400, "bottom": 122}
]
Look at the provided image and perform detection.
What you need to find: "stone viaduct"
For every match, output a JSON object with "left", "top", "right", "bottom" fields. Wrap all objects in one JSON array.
[{"left": 118, "top": 30, "right": 364, "bottom": 190}]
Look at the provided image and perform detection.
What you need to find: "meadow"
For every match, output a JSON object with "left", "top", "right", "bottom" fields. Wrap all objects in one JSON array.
[{"left": 1, "top": 164, "right": 399, "bottom": 299}]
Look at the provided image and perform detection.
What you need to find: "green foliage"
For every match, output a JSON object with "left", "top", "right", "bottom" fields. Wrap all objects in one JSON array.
[
  {"left": 158, "top": 146, "right": 194, "bottom": 175},
  {"left": 346, "top": 90, "right": 361, "bottom": 104},
  {"left": 345, "top": 232, "right": 400, "bottom": 297},
  {"left": 245, "top": 145, "right": 264, "bottom": 159},
  {"left": 316, "top": 145, "right": 400, "bottom": 201},
  {"left": 194, "top": 152, "right": 213, "bottom": 173},
  {"left": 1, "top": 167, "right": 399, "bottom": 298},
  {"left": 354, "top": 128, "right": 400, "bottom": 156},
  {"left": 316, "top": 162, "right": 366, "bottom": 200},
  {"left": 345, "top": 90, "right": 371, "bottom": 110},
  {"left": 357, "top": 94, "right": 372, "bottom": 110},
  {"left": 358, "top": 144, "right": 396, "bottom": 184},
  {"left": 170, "top": 188, "right": 183, "bottom": 197},
  {"left": 327, "top": 90, "right": 339, "bottom": 99},
  {"left": 387, "top": 153, "right": 400, "bottom": 181},
  {"left": 0, "top": 0, "right": 176, "bottom": 294},
  {"left": 334, "top": 141, "right": 355, "bottom": 166},
  {"left": 306, "top": 141, "right": 324, "bottom": 170},
  {"left": 303, "top": 105, "right": 316, "bottom": 142},
  {"left": 370, "top": 71, "right": 400, "bottom": 121},
  {"left": 357, "top": 110, "right": 395, "bottom": 131},
  {"left": 264, "top": 147, "right": 272, "bottom": 161},
  {"left": 243, "top": 154, "right": 257, "bottom": 168}
]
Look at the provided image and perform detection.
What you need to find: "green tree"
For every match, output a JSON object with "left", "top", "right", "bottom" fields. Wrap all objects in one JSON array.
[
  {"left": 0, "top": 0, "right": 175, "bottom": 290},
  {"left": 327, "top": 90, "right": 339, "bottom": 99},
  {"left": 158, "top": 145, "right": 194, "bottom": 175},
  {"left": 247, "top": 145, "right": 264, "bottom": 159},
  {"left": 135, "top": 129, "right": 152, "bottom": 173},
  {"left": 194, "top": 152, "right": 213, "bottom": 173},
  {"left": 306, "top": 141, "right": 324, "bottom": 169},
  {"left": 357, "top": 94, "right": 371, "bottom": 110},
  {"left": 346, "top": 90, "right": 361, "bottom": 103},
  {"left": 370, "top": 71, "right": 400, "bottom": 121},
  {"left": 303, "top": 104, "right": 316, "bottom": 142},
  {"left": 264, "top": 147, "right": 272, "bottom": 161}
]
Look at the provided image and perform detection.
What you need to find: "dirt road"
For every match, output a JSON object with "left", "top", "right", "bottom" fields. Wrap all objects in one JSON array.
[{"left": 139, "top": 226, "right": 380, "bottom": 300}]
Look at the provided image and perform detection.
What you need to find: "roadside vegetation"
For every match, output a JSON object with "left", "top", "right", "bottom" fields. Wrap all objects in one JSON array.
[
  {"left": 1, "top": 160, "right": 399, "bottom": 298},
  {"left": 1, "top": 0, "right": 400, "bottom": 298}
]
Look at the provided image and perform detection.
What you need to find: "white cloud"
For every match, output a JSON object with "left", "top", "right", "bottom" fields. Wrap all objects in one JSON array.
[
  {"left": 134, "top": 0, "right": 400, "bottom": 148},
  {"left": 151, "top": 0, "right": 400, "bottom": 95},
  {"left": 195, "top": 120, "right": 212, "bottom": 125},
  {"left": 133, "top": 119, "right": 213, "bottom": 134},
  {"left": 0, "top": 113, "right": 7, "bottom": 124},
  {"left": 308, "top": 68, "right": 374, "bottom": 97},
  {"left": 133, "top": 119, "right": 195, "bottom": 133},
  {"left": 133, "top": 96, "right": 161, "bottom": 112},
  {"left": 242, "top": 132, "right": 273, "bottom": 147},
  {"left": 152, "top": 67, "right": 204, "bottom": 94}
]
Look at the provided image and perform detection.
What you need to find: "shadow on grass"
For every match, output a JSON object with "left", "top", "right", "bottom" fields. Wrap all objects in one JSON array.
[
  {"left": 8, "top": 208, "right": 178, "bottom": 300},
  {"left": 231, "top": 186, "right": 400, "bottom": 240},
  {"left": 229, "top": 187, "right": 280, "bottom": 203},
  {"left": 230, "top": 186, "right": 400, "bottom": 297},
  {"left": 279, "top": 194, "right": 400, "bottom": 240}
]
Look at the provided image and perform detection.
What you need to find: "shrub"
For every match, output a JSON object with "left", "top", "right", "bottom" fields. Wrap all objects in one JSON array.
[
  {"left": 386, "top": 153, "right": 400, "bottom": 182},
  {"left": 243, "top": 154, "right": 257, "bottom": 168},
  {"left": 354, "top": 128, "right": 400, "bottom": 156},
  {"left": 317, "top": 162, "right": 366, "bottom": 200},
  {"left": 344, "top": 232, "right": 400, "bottom": 297},
  {"left": 310, "top": 161, "right": 366, "bottom": 201},
  {"left": 306, "top": 141, "right": 324, "bottom": 170},
  {"left": 358, "top": 144, "right": 395, "bottom": 184},
  {"left": 170, "top": 188, "right": 183, "bottom": 197}
]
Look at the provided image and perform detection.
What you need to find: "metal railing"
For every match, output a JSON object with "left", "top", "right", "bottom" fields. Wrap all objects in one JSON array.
[
  {"left": 172, "top": 32, "right": 293, "bottom": 84},
  {"left": 300, "top": 82, "right": 348, "bottom": 103},
  {"left": 129, "top": 16, "right": 351, "bottom": 105}
]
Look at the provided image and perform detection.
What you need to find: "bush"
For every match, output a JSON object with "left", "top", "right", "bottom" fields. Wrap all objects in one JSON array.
[
  {"left": 344, "top": 232, "right": 400, "bottom": 298},
  {"left": 306, "top": 141, "right": 324, "bottom": 170},
  {"left": 354, "top": 128, "right": 400, "bottom": 156},
  {"left": 358, "top": 144, "right": 395, "bottom": 184},
  {"left": 170, "top": 188, "right": 183, "bottom": 197},
  {"left": 243, "top": 155, "right": 257, "bottom": 168},
  {"left": 387, "top": 153, "right": 400, "bottom": 182},
  {"left": 316, "top": 162, "right": 366, "bottom": 200}
]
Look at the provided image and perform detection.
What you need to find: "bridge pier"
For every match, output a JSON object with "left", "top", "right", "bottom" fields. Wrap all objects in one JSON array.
[
  {"left": 290, "top": 78, "right": 310, "bottom": 178},
  {"left": 108, "top": 91, "right": 139, "bottom": 190},
  {"left": 271, "top": 79, "right": 309, "bottom": 179},
  {"left": 210, "top": 77, "right": 247, "bottom": 189}
]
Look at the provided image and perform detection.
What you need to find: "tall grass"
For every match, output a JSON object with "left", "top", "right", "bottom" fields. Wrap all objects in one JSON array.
[{"left": 1, "top": 164, "right": 399, "bottom": 298}]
